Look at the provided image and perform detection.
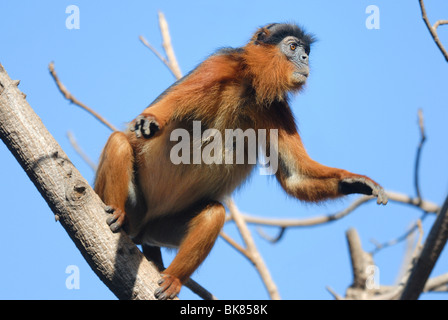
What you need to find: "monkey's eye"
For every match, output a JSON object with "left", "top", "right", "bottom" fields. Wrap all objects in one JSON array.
[{"left": 289, "top": 43, "right": 297, "bottom": 51}]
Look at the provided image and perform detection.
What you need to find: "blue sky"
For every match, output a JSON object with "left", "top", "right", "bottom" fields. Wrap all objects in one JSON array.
[{"left": 1, "top": 1, "right": 448, "bottom": 300}]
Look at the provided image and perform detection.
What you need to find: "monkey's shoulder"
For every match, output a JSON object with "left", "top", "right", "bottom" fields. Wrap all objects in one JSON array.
[{"left": 212, "top": 47, "right": 244, "bottom": 57}]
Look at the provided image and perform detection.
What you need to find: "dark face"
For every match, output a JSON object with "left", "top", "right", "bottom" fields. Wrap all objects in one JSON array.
[{"left": 278, "top": 36, "right": 310, "bottom": 84}]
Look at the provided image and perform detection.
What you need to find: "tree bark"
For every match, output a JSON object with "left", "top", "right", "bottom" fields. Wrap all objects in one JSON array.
[{"left": 0, "top": 63, "right": 161, "bottom": 300}]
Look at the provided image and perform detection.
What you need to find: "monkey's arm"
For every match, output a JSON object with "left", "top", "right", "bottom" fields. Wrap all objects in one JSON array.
[{"left": 275, "top": 130, "right": 388, "bottom": 204}]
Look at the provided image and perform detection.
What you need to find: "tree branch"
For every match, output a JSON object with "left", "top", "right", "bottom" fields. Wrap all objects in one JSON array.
[
  {"left": 139, "top": 12, "right": 183, "bottom": 80},
  {"left": 418, "top": 0, "right": 448, "bottom": 62},
  {"left": 225, "top": 199, "right": 281, "bottom": 300},
  {"left": 424, "top": 273, "right": 448, "bottom": 292},
  {"left": 229, "top": 192, "right": 439, "bottom": 230},
  {"left": 414, "top": 109, "right": 426, "bottom": 203},
  {"left": 48, "top": 62, "right": 118, "bottom": 132},
  {"left": 400, "top": 195, "right": 448, "bottom": 299},
  {"left": 157, "top": 11, "right": 182, "bottom": 79},
  {"left": 0, "top": 64, "right": 162, "bottom": 300}
]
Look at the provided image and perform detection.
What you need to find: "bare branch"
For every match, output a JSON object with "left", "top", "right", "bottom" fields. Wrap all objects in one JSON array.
[
  {"left": 228, "top": 192, "right": 438, "bottom": 231},
  {"left": 370, "top": 220, "right": 424, "bottom": 300},
  {"left": 346, "top": 228, "right": 374, "bottom": 290},
  {"left": 219, "top": 230, "right": 252, "bottom": 261},
  {"left": 140, "top": 12, "right": 182, "bottom": 80},
  {"left": 326, "top": 286, "right": 344, "bottom": 300},
  {"left": 48, "top": 62, "right": 118, "bottom": 132},
  {"left": 226, "top": 199, "right": 281, "bottom": 300},
  {"left": 0, "top": 64, "right": 162, "bottom": 300},
  {"left": 139, "top": 35, "right": 174, "bottom": 77},
  {"left": 424, "top": 273, "right": 448, "bottom": 292},
  {"left": 370, "top": 212, "right": 428, "bottom": 255},
  {"left": 433, "top": 20, "right": 448, "bottom": 30},
  {"left": 386, "top": 191, "right": 439, "bottom": 213},
  {"left": 418, "top": 0, "right": 448, "bottom": 62},
  {"left": 401, "top": 195, "right": 448, "bottom": 299},
  {"left": 237, "top": 195, "right": 373, "bottom": 228},
  {"left": 256, "top": 226, "right": 286, "bottom": 243},
  {"left": 414, "top": 109, "right": 426, "bottom": 203},
  {"left": 67, "top": 131, "right": 98, "bottom": 172},
  {"left": 158, "top": 11, "right": 182, "bottom": 79}
]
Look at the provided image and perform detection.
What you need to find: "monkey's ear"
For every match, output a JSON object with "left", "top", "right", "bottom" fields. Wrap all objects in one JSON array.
[{"left": 252, "top": 27, "right": 269, "bottom": 44}]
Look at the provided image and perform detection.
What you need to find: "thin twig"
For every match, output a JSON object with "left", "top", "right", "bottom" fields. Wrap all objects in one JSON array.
[
  {"left": 370, "top": 220, "right": 424, "bottom": 300},
  {"left": 326, "top": 286, "right": 344, "bottom": 300},
  {"left": 139, "top": 35, "right": 173, "bottom": 76},
  {"left": 433, "top": 20, "right": 448, "bottom": 30},
  {"left": 158, "top": 11, "right": 182, "bottom": 79},
  {"left": 219, "top": 230, "right": 252, "bottom": 261},
  {"left": 256, "top": 227, "right": 286, "bottom": 243},
  {"left": 369, "top": 211, "right": 428, "bottom": 255},
  {"left": 418, "top": 0, "right": 448, "bottom": 62},
  {"left": 140, "top": 12, "right": 183, "bottom": 80},
  {"left": 67, "top": 131, "right": 98, "bottom": 172},
  {"left": 48, "top": 62, "right": 117, "bottom": 132},
  {"left": 226, "top": 198, "right": 281, "bottom": 300},
  {"left": 414, "top": 109, "right": 426, "bottom": 203}
]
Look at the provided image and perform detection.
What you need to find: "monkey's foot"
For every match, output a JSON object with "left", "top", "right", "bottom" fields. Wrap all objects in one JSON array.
[
  {"left": 105, "top": 206, "right": 127, "bottom": 232},
  {"left": 130, "top": 114, "right": 160, "bottom": 139},
  {"left": 339, "top": 177, "right": 388, "bottom": 205},
  {"left": 154, "top": 274, "right": 182, "bottom": 300}
]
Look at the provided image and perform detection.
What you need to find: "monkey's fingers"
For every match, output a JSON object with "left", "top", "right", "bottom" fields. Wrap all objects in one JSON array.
[
  {"left": 372, "top": 185, "right": 388, "bottom": 205},
  {"left": 130, "top": 114, "right": 160, "bottom": 139},
  {"left": 104, "top": 206, "right": 127, "bottom": 232},
  {"left": 154, "top": 274, "right": 181, "bottom": 300},
  {"left": 339, "top": 177, "right": 388, "bottom": 205}
]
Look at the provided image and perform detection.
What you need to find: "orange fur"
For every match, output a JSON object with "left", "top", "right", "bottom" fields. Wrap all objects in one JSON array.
[{"left": 242, "top": 43, "right": 296, "bottom": 104}]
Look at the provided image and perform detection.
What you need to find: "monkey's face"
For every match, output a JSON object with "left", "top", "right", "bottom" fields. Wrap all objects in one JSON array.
[{"left": 278, "top": 36, "right": 310, "bottom": 85}]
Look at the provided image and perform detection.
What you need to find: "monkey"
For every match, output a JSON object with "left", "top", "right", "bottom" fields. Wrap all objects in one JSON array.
[{"left": 94, "top": 23, "right": 388, "bottom": 300}]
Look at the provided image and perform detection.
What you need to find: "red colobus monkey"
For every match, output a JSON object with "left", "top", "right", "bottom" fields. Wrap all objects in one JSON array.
[{"left": 95, "top": 23, "right": 387, "bottom": 299}]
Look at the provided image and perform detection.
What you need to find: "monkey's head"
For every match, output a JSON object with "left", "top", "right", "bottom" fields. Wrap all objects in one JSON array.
[
  {"left": 253, "top": 23, "right": 315, "bottom": 85},
  {"left": 243, "top": 23, "right": 315, "bottom": 103}
]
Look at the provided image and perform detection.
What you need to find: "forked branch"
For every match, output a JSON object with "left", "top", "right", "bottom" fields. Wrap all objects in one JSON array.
[{"left": 419, "top": 0, "right": 448, "bottom": 62}]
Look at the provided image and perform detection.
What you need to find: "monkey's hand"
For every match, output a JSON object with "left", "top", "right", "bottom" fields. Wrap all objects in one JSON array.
[
  {"left": 339, "top": 177, "right": 388, "bottom": 205},
  {"left": 130, "top": 114, "right": 160, "bottom": 139},
  {"left": 154, "top": 274, "right": 182, "bottom": 300}
]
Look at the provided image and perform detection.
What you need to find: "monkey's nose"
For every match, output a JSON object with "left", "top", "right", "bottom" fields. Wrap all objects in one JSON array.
[{"left": 300, "top": 54, "right": 309, "bottom": 64}]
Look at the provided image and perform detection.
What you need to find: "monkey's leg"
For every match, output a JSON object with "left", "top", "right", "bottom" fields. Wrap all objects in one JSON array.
[
  {"left": 153, "top": 201, "right": 226, "bottom": 300},
  {"left": 94, "top": 131, "right": 134, "bottom": 232},
  {"left": 142, "top": 244, "right": 165, "bottom": 272}
]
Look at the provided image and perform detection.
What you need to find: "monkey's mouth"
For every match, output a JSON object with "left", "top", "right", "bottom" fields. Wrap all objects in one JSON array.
[{"left": 292, "top": 70, "right": 309, "bottom": 83}]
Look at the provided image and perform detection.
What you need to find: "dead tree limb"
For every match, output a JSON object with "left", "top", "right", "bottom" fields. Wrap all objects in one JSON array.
[
  {"left": 419, "top": 0, "right": 448, "bottom": 62},
  {"left": 0, "top": 63, "right": 162, "bottom": 300},
  {"left": 400, "top": 195, "right": 448, "bottom": 299}
]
